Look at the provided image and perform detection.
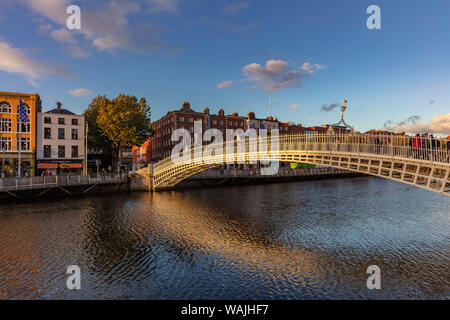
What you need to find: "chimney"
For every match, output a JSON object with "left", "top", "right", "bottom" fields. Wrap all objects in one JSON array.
[
  {"left": 203, "top": 107, "right": 210, "bottom": 114},
  {"left": 182, "top": 101, "right": 191, "bottom": 110},
  {"left": 232, "top": 112, "right": 238, "bottom": 117},
  {"left": 218, "top": 109, "right": 225, "bottom": 116},
  {"left": 56, "top": 101, "right": 62, "bottom": 112}
]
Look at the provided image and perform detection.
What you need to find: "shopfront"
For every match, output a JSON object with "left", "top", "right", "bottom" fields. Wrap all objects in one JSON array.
[
  {"left": 36, "top": 160, "right": 83, "bottom": 176},
  {"left": 0, "top": 152, "right": 34, "bottom": 177}
]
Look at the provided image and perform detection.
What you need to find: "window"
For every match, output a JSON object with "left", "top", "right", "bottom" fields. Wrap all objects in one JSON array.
[
  {"left": 0, "top": 118, "right": 12, "bottom": 132},
  {"left": 71, "top": 128, "right": 78, "bottom": 140},
  {"left": 17, "top": 122, "right": 30, "bottom": 133},
  {"left": 189, "top": 127, "right": 193, "bottom": 133},
  {"left": 58, "top": 118, "right": 65, "bottom": 125},
  {"left": 220, "top": 121, "right": 224, "bottom": 125},
  {"left": 21, "top": 103, "right": 31, "bottom": 115},
  {"left": 212, "top": 120, "right": 217, "bottom": 125},
  {"left": 58, "top": 145, "right": 65, "bottom": 158},
  {"left": 0, "top": 137, "right": 11, "bottom": 151},
  {"left": 0, "top": 102, "right": 12, "bottom": 114},
  {"left": 234, "top": 122, "right": 238, "bottom": 126},
  {"left": 71, "top": 118, "right": 78, "bottom": 125},
  {"left": 58, "top": 128, "right": 65, "bottom": 139},
  {"left": 19, "top": 137, "right": 30, "bottom": 151},
  {"left": 188, "top": 117, "right": 193, "bottom": 122},
  {"left": 179, "top": 117, "right": 184, "bottom": 122},
  {"left": 228, "top": 121, "right": 232, "bottom": 126},
  {"left": 44, "top": 128, "right": 51, "bottom": 139},
  {"left": 71, "top": 146, "right": 78, "bottom": 158},
  {"left": 43, "top": 145, "right": 51, "bottom": 158},
  {"left": 44, "top": 117, "right": 51, "bottom": 124}
]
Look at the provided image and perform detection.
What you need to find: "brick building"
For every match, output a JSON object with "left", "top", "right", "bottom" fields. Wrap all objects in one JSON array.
[
  {"left": 279, "top": 122, "right": 305, "bottom": 135},
  {"left": 132, "top": 138, "right": 152, "bottom": 170},
  {"left": 137, "top": 101, "right": 337, "bottom": 164},
  {"left": 151, "top": 102, "right": 249, "bottom": 161}
]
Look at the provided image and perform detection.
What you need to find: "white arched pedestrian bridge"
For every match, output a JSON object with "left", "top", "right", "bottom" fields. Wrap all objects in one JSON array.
[{"left": 142, "top": 133, "right": 450, "bottom": 196}]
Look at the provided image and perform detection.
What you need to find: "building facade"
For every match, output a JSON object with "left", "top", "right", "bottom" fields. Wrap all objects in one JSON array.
[
  {"left": 0, "top": 91, "right": 41, "bottom": 176},
  {"left": 36, "top": 102, "right": 85, "bottom": 175},
  {"left": 279, "top": 122, "right": 305, "bottom": 135},
  {"left": 147, "top": 102, "right": 306, "bottom": 162},
  {"left": 132, "top": 138, "right": 152, "bottom": 170},
  {"left": 151, "top": 102, "right": 249, "bottom": 161}
]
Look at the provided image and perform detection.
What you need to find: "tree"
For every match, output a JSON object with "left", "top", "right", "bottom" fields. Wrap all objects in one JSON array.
[
  {"left": 84, "top": 95, "right": 114, "bottom": 170},
  {"left": 95, "top": 94, "right": 153, "bottom": 172}
]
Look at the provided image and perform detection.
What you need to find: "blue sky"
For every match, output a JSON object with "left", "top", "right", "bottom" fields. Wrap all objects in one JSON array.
[{"left": 0, "top": 0, "right": 449, "bottom": 134}]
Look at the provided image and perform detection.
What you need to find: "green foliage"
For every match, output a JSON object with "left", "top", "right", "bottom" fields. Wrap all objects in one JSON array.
[
  {"left": 97, "top": 94, "right": 153, "bottom": 149},
  {"left": 84, "top": 94, "right": 153, "bottom": 170},
  {"left": 84, "top": 95, "right": 111, "bottom": 148}
]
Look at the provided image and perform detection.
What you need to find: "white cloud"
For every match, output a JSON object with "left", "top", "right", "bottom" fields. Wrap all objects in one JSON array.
[
  {"left": 38, "top": 24, "right": 53, "bottom": 34},
  {"left": 387, "top": 113, "right": 450, "bottom": 136},
  {"left": 217, "top": 80, "right": 234, "bottom": 88},
  {"left": 24, "top": 0, "right": 68, "bottom": 24},
  {"left": 51, "top": 28, "right": 77, "bottom": 44},
  {"left": 0, "top": 40, "right": 75, "bottom": 84},
  {"left": 301, "top": 62, "right": 326, "bottom": 75},
  {"left": 22, "top": 0, "right": 179, "bottom": 54},
  {"left": 147, "top": 0, "right": 178, "bottom": 13},
  {"left": 64, "top": 46, "right": 92, "bottom": 59},
  {"left": 70, "top": 88, "right": 93, "bottom": 97},
  {"left": 288, "top": 104, "right": 303, "bottom": 111},
  {"left": 242, "top": 59, "right": 325, "bottom": 94},
  {"left": 223, "top": 2, "right": 250, "bottom": 15}
]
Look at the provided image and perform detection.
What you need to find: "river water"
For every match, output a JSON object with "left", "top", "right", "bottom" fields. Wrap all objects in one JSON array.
[{"left": 0, "top": 176, "right": 448, "bottom": 299}]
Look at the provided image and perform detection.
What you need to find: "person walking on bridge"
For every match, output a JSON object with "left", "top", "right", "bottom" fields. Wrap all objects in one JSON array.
[{"left": 413, "top": 134, "right": 422, "bottom": 159}]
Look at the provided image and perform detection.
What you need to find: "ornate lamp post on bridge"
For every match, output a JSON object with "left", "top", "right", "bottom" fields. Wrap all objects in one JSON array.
[{"left": 327, "top": 99, "right": 355, "bottom": 134}]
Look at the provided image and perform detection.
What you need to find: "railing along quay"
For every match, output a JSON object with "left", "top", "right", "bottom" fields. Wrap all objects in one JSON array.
[{"left": 0, "top": 174, "right": 128, "bottom": 193}]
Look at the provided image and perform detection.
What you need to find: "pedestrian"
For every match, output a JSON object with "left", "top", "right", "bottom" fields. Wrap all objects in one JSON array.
[
  {"left": 446, "top": 137, "right": 450, "bottom": 162},
  {"left": 413, "top": 134, "right": 422, "bottom": 159}
]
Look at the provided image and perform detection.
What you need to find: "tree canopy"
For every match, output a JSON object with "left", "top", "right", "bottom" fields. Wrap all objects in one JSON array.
[{"left": 84, "top": 94, "right": 153, "bottom": 170}]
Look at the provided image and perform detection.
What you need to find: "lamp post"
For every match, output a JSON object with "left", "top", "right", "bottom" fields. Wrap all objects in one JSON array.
[
  {"left": 2, "top": 144, "right": 5, "bottom": 175},
  {"left": 328, "top": 99, "right": 354, "bottom": 134},
  {"left": 340, "top": 99, "right": 347, "bottom": 121}
]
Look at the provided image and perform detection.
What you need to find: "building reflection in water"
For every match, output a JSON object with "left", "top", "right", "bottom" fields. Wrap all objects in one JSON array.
[{"left": 0, "top": 177, "right": 449, "bottom": 299}]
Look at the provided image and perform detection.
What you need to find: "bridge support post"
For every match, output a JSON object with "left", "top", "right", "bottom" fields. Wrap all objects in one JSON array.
[{"left": 148, "top": 164, "right": 155, "bottom": 192}]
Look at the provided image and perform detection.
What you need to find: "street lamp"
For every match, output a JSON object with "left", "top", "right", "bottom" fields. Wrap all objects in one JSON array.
[
  {"left": 328, "top": 98, "right": 354, "bottom": 133},
  {"left": 2, "top": 144, "right": 5, "bottom": 175}
]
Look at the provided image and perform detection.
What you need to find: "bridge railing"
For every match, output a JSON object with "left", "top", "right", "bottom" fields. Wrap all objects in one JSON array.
[
  {"left": 153, "top": 133, "right": 450, "bottom": 174},
  {"left": 0, "top": 174, "right": 128, "bottom": 192}
]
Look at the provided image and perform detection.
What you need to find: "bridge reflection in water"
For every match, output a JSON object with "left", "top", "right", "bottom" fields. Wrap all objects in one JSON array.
[{"left": 141, "top": 134, "right": 450, "bottom": 195}]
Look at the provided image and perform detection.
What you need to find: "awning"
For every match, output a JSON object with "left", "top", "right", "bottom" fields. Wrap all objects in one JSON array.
[
  {"left": 37, "top": 163, "right": 58, "bottom": 169},
  {"left": 60, "top": 163, "right": 82, "bottom": 168}
]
